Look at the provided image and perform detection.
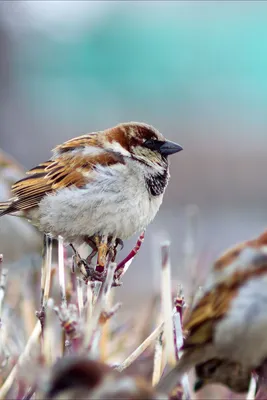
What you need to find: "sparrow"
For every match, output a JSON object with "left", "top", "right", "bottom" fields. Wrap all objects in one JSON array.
[
  {"left": 0, "top": 148, "right": 42, "bottom": 265},
  {"left": 44, "top": 356, "right": 167, "bottom": 400},
  {"left": 0, "top": 122, "right": 182, "bottom": 269},
  {"left": 193, "top": 358, "right": 252, "bottom": 394},
  {"left": 157, "top": 231, "right": 267, "bottom": 394}
]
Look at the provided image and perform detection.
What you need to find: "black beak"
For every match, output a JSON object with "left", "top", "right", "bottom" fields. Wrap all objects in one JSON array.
[{"left": 143, "top": 139, "right": 183, "bottom": 156}]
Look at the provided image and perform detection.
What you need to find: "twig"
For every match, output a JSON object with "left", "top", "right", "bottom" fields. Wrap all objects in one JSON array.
[
  {"left": 43, "top": 299, "right": 56, "bottom": 366},
  {"left": 92, "top": 281, "right": 102, "bottom": 306},
  {"left": 161, "top": 242, "right": 176, "bottom": 367},
  {"left": 114, "top": 231, "right": 145, "bottom": 280},
  {"left": 0, "top": 322, "right": 41, "bottom": 399},
  {"left": 116, "top": 321, "right": 165, "bottom": 372},
  {"left": 40, "top": 235, "right": 48, "bottom": 307},
  {"left": 247, "top": 376, "right": 257, "bottom": 400},
  {"left": 77, "top": 277, "right": 84, "bottom": 317},
  {"left": 21, "top": 386, "right": 36, "bottom": 400},
  {"left": 0, "top": 255, "right": 8, "bottom": 318},
  {"left": 37, "top": 235, "right": 53, "bottom": 335},
  {"left": 85, "top": 283, "right": 93, "bottom": 322},
  {"left": 58, "top": 235, "right": 67, "bottom": 307},
  {"left": 83, "top": 262, "right": 116, "bottom": 349},
  {"left": 173, "top": 288, "right": 191, "bottom": 400},
  {"left": 173, "top": 291, "right": 185, "bottom": 359},
  {"left": 152, "top": 331, "right": 164, "bottom": 386},
  {"left": 43, "top": 235, "right": 53, "bottom": 307}
]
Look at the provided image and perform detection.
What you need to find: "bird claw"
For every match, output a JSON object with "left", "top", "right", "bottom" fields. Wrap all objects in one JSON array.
[{"left": 115, "top": 238, "right": 124, "bottom": 251}]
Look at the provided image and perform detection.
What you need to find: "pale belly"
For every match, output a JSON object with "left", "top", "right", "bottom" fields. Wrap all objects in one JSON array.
[{"left": 31, "top": 178, "right": 163, "bottom": 243}]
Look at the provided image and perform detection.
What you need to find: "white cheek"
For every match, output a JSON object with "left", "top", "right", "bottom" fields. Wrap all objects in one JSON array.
[{"left": 108, "top": 142, "right": 131, "bottom": 157}]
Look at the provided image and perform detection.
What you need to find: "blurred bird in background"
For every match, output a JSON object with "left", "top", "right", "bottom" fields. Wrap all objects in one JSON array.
[
  {"left": 157, "top": 231, "right": 267, "bottom": 395},
  {"left": 0, "top": 148, "right": 42, "bottom": 269}
]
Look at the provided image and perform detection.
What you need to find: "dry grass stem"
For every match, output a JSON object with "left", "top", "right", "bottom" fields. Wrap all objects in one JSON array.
[
  {"left": 43, "top": 235, "right": 53, "bottom": 307},
  {"left": 0, "top": 265, "right": 8, "bottom": 318},
  {"left": 116, "top": 321, "right": 165, "bottom": 372},
  {"left": 152, "top": 331, "right": 164, "bottom": 386},
  {"left": 58, "top": 235, "right": 67, "bottom": 307},
  {"left": 247, "top": 376, "right": 257, "bottom": 400},
  {"left": 77, "top": 277, "right": 84, "bottom": 317},
  {"left": 85, "top": 283, "right": 93, "bottom": 322},
  {"left": 161, "top": 242, "right": 176, "bottom": 367},
  {"left": 0, "top": 322, "right": 41, "bottom": 399},
  {"left": 83, "top": 262, "right": 116, "bottom": 349},
  {"left": 43, "top": 298, "right": 56, "bottom": 366}
]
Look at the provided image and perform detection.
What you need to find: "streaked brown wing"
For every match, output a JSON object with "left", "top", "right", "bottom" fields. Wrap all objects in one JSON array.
[
  {"left": 182, "top": 287, "right": 237, "bottom": 348},
  {"left": 9, "top": 151, "right": 120, "bottom": 212},
  {"left": 53, "top": 133, "right": 101, "bottom": 155},
  {"left": 214, "top": 230, "right": 267, "bottom": 271},
  {"left": 182, "top": 261, "right": 267, "bottom": 349}
]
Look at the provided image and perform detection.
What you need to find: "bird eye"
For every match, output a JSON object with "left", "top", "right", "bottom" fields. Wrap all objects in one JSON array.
[
  {"left": 143, "top": 139, "right": 156, "bottom": 149},
  {"left": 205, "top": 360, "right": 220, "bottom": 375}
]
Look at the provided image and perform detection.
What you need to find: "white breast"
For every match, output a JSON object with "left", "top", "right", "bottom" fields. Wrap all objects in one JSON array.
[
  {"left": 214, "top": 275, "right": 267, "bottom": 368},
  {"left": 37, "top": 159, "right": 165, "bottom": 243}
]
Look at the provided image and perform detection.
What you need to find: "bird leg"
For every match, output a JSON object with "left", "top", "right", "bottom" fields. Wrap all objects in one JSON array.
[
  {"left": 111, "top": 238, "right": 124, "bottom": 262},
  {"left": 69, "top": 236, "right": 124, "bottom": 284},
  {"left": 95, "top": 235, "right": 109, "bottom": 273},
  {"left": 84, "top": 236, "right": 98, "bottom": 265},
  {"left": 69, "top": 244, "right": 96, "bottom": 279}
]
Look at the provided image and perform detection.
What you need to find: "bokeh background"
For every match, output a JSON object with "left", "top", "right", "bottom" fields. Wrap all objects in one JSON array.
[{"left": 1, "top": 0, "right": 267, "bottom": 308}]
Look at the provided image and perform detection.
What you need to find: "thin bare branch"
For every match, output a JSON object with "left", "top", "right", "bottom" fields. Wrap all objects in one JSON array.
[
  {"left": 0, "top": 256, "right": 8, "bottom": 318},
  {"left": 58, "top": 235, "right": 67, "bottom": 307},
  {"left": 117, "top": 321, "right": 164, "bottom": 372},
  {"left": 152, "top": 331, "right": 164, "bottom": 386},
  {"left": 83, "top": 262, "right": 116, "bottom": 349},
  {"left": 0, "top": 322, "right": 41, "bottom": 399},
  {"left": 161, "top": 242, "right": 176, "bottom": 367}
]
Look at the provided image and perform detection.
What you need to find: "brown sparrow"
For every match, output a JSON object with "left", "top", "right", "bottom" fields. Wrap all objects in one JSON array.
[
  {"left": 0, "top": 148, "right": 42, "bottom": 265},
  {"left": 0, "top": 122, "right": 182, "bottom": 268},
  {"left": 157, "top": 231, "right": 267, "bottom": 393},
  {"left": 193, "top": 358, "right": 252, "bottom": 394},
  {"left": 44, "top": 356, "right": 167, "bottom": 400}
]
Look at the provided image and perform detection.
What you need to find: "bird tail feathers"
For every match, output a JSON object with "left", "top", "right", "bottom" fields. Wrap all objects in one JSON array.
[
  {"left": 0, "top": 201, "right": 15, "bottom": 217},
  {"left": 156, "top": 346, "right": 216, "bottom": 394}
]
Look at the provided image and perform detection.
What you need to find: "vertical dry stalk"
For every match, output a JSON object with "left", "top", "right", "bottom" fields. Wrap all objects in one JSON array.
[
  {"left": 0, "top": 322, "right": 41, "bottom": 399},
  {"left": 58, "top": 235, "right": 67, "bottom": 307},
  {"left": 83, "top": 262, "right": 116, "bottom": 349},
  {"left": 99, "top": 288, "right": 114, "bottom": 362},
  {"left": 43, "top": 299, "right": 56, "bottom": 366},
  {"left": 152, "top": 331, "right": 164, "bottom": 386},
  {"left": 85, "top": 283, "right": 93, "bottom": 322},
  {"left": 173, "top": 291, "right": 191, "bottom": 400},
  {"left": 161, "top": 242, "right": 176, "bottom": 367},
  {"left": 0, "top": 255, "right": 8, "bottom": 318},
  {"left": 40, "top": 235, "right": 48, "bottom": 306},
  {"left": 42, "top": 235, "right": 53, "bottom": 308},
  {"left": 247, "top": 376, "right": 257, "bottom": 400},
  {"left": 91, "top": 281, "right": 102, "bottom": 307},
  {"left": 77, "top": 277, "right": 84, "bottom": 317}
]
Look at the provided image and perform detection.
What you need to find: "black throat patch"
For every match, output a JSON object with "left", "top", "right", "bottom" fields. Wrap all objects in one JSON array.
[{"left": 145, "top": 167, "right": 170, "bottom": 196}]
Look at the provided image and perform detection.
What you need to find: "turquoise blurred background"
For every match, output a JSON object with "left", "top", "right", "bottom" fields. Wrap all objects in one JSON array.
[{"left": 1, "top": 1, "right": 267, "bottom": 303}]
